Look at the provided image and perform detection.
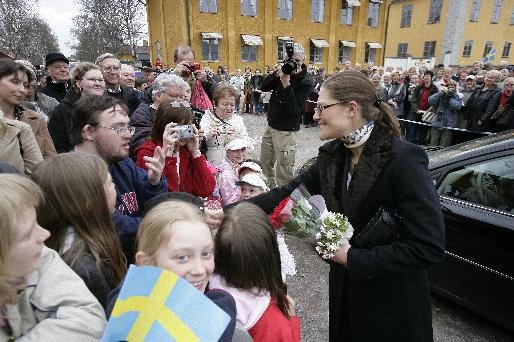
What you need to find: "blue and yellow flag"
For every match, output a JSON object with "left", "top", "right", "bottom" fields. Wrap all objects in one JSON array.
[
  {"left": 102, "top": 266, "right": 231, "bottom": 342},
  {"left": 483, "top": 49, "right": 496, "bottom": 63}
]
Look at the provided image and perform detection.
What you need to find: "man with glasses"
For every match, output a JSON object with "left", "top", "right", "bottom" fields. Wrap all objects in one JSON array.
[
  {"left": 41, "top": 52, "right": 70, "bottom": 102},
  {"left": 72, "top": 94, "right": 167, "bottom": 262},
  {"left": 96, "top": 53, "right": 141, "bottom": 115},
  {"left": 259, "top": 42, "right": 312, "bottom": 188}
]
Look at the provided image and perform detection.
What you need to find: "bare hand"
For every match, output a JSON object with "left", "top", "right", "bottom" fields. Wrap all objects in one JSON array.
[
  {"left": 163, "top": 122, "right": 179, "bottom": 155},
  {"left": 144, "top": 145, "right": 165, "bottom": 185},
  {"left": 204, "top": 207, "right": 224, "bottom": 230},
  {"left": 330, "top": 243, "right": 351, "bottom": 266},
  {"left": 186, "top": 125, "right": 200, "bottom": 154},
  {"left": 286, "top": 295, "right": 296, "bottom": 317},
  {"left": 225, "top": 126, "right": 236, "bottom": 141}
]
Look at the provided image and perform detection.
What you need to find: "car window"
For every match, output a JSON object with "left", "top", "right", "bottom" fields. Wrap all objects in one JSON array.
[{"left": 437, "top": 155, "right": 514, "bottom": 214}]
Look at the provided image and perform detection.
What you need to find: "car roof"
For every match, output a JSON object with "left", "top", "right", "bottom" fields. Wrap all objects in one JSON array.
[{"left": 428, "top": 130, "right": 514, "bottom": 169}]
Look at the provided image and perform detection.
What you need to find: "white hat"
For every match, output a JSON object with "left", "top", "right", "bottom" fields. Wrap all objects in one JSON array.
[
  {"left": 238, "top": 162, "right": 263, "bottom": 175},
  {"left": 224, "top": 138, "right": 248, "bottom": 152},
  {"left": 235, "top": 173, "right": 269, "bottom": 191}
]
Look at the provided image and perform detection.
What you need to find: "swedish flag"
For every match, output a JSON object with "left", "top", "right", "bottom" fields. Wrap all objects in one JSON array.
[
  {"left": 102, "top": 266, "right": 231, "bottom": 342},
  {"left": 483, "top": 49, "right": 496, "bottom": 63}
]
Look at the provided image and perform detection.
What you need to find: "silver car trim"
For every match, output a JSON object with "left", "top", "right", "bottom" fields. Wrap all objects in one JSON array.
[
  {"left": 445, "top": 251, "right": 514, "bottom": 282},
  {"left": 440, "top": 195, "right": 514, "bottom": 218}
]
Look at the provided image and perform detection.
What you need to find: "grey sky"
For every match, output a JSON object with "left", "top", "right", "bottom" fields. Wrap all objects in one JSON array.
[{"left": 37, "top": 0, "right": 79, "bottom": 56}]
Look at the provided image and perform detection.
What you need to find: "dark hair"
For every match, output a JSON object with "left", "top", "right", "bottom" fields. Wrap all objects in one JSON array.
[
  {"left": 135, "top": 76, "right": 149, "bottom": 88},
  {"left": 215, "top": 202, "right": 290, "bottom": 318},
  {"left": 0, "top": 59, "right": 35, "bottom": 83},
  {"left": 70, "top": 95, "right": 128, "bottom": 146},
  {"left": 321, "top": 70, "right": 401, "bottom": 137},
  {"left": 150, "top": 100, "right": 193, "bottom": 141},
  {"left": 423, "top": 70, "right": 434, "bottom": 78}
]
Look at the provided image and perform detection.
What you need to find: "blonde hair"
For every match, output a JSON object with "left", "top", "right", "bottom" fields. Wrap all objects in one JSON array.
[
  {"left": 0, "top": 175, "right": 44, "bottom": 304},
  {"left": 486, "top": 69, "right": 502, "bottom": 83},
  {"left": 137, "top": 201, "right": 207, "bottom": 264}
]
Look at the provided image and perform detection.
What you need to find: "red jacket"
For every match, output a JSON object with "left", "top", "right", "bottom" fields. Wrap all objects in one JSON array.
[
  {"left": 135, "top": 140, "right": 215, "bottom": 197},
  {"left": 248, "top": 299, "right": 301, "bottom": 342}
]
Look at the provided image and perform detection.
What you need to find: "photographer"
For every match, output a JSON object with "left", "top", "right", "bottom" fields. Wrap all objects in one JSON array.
[
  {"left": 428, "top": 79, "right": 463, "bottom": 147},
  {"left": 135, "top": 100, "right": 215, "bottom": 197},
  {"left": 259, "top": 42, "right": 312, "bottom": 188}
]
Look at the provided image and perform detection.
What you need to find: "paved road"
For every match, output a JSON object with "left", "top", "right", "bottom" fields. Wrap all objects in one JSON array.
[{"left": 242, "top": 113, "right": 514, "bottom": 342}]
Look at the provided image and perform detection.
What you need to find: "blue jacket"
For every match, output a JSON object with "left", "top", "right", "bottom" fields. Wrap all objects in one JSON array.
[
  {"left": 108, "top": 158, "right": 167, "bottom": 261},
  {"left": 428, "top": 91, "right": 463, "bottom": 128}
]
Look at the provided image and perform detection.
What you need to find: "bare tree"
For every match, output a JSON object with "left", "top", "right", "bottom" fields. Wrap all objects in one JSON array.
[
  {"left": 0, "top": 0, "right": 58, "bottom": 65},
  {"left": 72, "top": 0, "right": 146, "bottom": 62}
]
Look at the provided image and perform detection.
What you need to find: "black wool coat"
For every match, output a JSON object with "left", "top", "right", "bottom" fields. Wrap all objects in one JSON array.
[
  {"left": 251, "top": 123, "right": 445, "bottom": 342},
  {"left": 48, "top": 87, "right": 81, "bottom": 153}
]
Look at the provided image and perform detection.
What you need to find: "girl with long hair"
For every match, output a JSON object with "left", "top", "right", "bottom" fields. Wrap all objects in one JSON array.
[
  {"left": 31, "top": 152, "right": 126, "bottom": 308},
  {"left": 210, "top": 202, "right": 300, "bottom": 342}
]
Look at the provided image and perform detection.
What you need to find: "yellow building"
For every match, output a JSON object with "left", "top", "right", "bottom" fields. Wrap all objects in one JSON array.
[
  {"left": 385, "top": 0, "right": 514, "bottom": 67},
  {"left": 146, "top": 0, "right": 389, "bottom": 72}
]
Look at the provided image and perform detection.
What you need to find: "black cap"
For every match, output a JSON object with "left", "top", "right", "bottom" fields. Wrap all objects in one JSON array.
[{"left": 45, "top": 52, "right": 69, "bottom": 68}]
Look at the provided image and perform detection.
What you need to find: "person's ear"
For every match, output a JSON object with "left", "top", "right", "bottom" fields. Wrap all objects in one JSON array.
[
  {"left": 346, "top": 101, "right": 359, "bottom": 117},
  {"left": 81, "top": 124, "right": 97, "bottom": 141},
  {"left": 135, "top": 251, "right": 150, "bottom": 266}
]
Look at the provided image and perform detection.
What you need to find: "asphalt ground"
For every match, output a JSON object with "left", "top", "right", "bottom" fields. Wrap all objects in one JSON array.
[{"left": 241, "top": 112, "right": 514, "bottom": 342}]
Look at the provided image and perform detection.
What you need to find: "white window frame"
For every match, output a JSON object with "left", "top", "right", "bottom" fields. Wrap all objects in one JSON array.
[
  {"left": 199, "top": 0, "right": 218, "bottom": 13},
  {"left": 278, "top": 0, "right": 293, "bottom": 20},
  {"left": 367, "top": 2, "right": 380, "bottom": 27},
  {"left": 397, "top": 43, "right": 408, "bottom": 57},
  {"left": 310, "top": 42, "right": 323, "bottom": 64},
  {"left": 401, "top": 4, "right": 413, "bottom": 27},
  {"left": 490, "top": 0, "right": 503, "bottom": 23},
  {"left": 242, "top": 44, "right": 258, "bottom": 62},
  {"left": 469, "top": 0, "right": 481, "bottom": 22},
  {"left": 501, "top": 42, "right": 511, "bottom": 58},
  {"left": 277, "top": 38, "right": 292, "bottom": 60},
  {"left": 311, "top": 0, "right": 325, "bottom": 22},
  {"left": 341, "top": 3, "right": 353, "bottom": 25},
  {"left": 338, "top": 43, "right": 351, "bottom": 63},
  {"left": 462, "top": 40, "right": 473, "bottom": 57},
  {"left": 428, "top": 0, "right": 442, "bottom": 23},
  {"left": 364, "top": 44, "right": 377, "bottom": 64},
  {"left": 201, "top": 38, "right": 220, "bottom": 61},
  {"left": 423, "top": 41, "right": 436, "bottom": 58},
  {"left": 483, "top": 41, "right": 493, "bottom": 58},
  {"left": 241, "top": 0, "right": 257, "bottom": 17}
]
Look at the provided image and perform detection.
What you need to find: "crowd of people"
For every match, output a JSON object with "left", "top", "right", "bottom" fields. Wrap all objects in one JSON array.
[{"left": 0, "top": 41, "right": 512, "bottom": 341}]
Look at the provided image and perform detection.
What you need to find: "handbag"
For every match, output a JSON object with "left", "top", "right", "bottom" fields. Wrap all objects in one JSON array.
[
  {"left": 355, "top": 207, "right": 403, "bottom": 249},
  {"left": 421, "top": 110, "right": 437, "bottom": 123},
  {"left": 496, "top": 108, "right": 514, "bottom": 128}
]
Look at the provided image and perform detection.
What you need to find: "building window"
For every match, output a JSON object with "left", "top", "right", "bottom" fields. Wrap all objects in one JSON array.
[
  {"left": 241, "top": 45, "right": 258, "bottom": 62},
  {"left": 338, "top": 43, "right": 351, "bottom": 63},
  {"left": 397, "top": 43, "right": 408, "bottom": 57},
  {"left": 483, "top": 41, "right": 493, "bottom": 57},
  {"left": 201, "top": 38, "right": 219, "bottom": 61},
  {"left": 278, "top": 0, "right": 293, "bottom": 20},
  {"left": 423, "top": 41, "right": 436, "bottom": 57},
  {"left": 428, "top": 0, "right": 442, "bottom": 23},
  {"left": 199, "top": 0, "right": 217, "bottom": 13},
  {"left": 340, "top": 3, "right": 353, "bottom": 25},
  {"left": 502, "top": 42, "right": 511, "bottom": 57},
  {"left": 401, "top": 5, "right": 413, "bottom": 27},
  {"left": 367, "top": 1, "right": 380, "bottom": 27},
  {"left": 511, "top": 8, "right": 514, "bottom": 24},
  {"left": 241, "top": 0, "right": 257, "bottom": 16},
  {"left": 469, "top": 0, "right": 481, "bottom": 22},
  {"left": 490, "top": 0, "right": 503, "bottom": 23},
  {"left": 364, "top": 44, "right": 377, "bottom": 64},
  {"left": 462, "top": 40, "right": 473, "bottom": 57},
  {"left": 277, "top": 38, "right": 292, "bottom": 60},
  {"left": 310, "top": 42, "right": 323, "bottom": 64},
  {"left": 311, "top": 0, "right": 325, "bottom": 22}
]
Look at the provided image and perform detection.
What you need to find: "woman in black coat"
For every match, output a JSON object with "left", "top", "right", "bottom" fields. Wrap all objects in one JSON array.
[
  {"left": 467, "top": 69, "right": 502, "bottom": 131},
  {"left": 250, "top": 70, "right": 445, "bottom": 342},
  {"left": 48, "top": 62, "right": 106, "bottom": 152}
]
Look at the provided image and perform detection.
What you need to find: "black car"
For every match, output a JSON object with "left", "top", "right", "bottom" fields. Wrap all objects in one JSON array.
[{"left": 427, "top": 130, "right": 514, "bottom": 331}]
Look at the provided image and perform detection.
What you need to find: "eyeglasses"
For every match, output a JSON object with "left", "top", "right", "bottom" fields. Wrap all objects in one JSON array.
[
  {"left": 84, "top": 78, "right": 105, "bottom": 83},
  {"left": 49, "top": 64, "right": 69, "bottom": 70},
  {"left": 102, "top": 66, "right": 121, "bottom": 72},
  {"left": 162, "top": 91, "right": 182, "bottom": 99},
  {"left": 314, "top": 102, "right": 345, "bottom": 115},
  {"left": 505, "top": 83, "right": 514, "bottom": 86},
  {"left": 93, "top": 124, "right": 135, "bottom": 135}
]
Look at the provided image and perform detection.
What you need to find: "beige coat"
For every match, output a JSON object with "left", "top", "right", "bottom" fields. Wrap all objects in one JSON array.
[
  {"left": 1, "top": 247, "right": 107, "bottom": 341},
  {"left": 18, "top": 108, "right": 56, "bottom": 158},
  {"left": 0, "top": 118, "right": 43, "bottom": 174}
]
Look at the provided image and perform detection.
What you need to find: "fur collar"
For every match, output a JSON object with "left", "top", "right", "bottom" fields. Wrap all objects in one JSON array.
[{"left": 318, "top": 123, "right": 394, "bottom": 222}]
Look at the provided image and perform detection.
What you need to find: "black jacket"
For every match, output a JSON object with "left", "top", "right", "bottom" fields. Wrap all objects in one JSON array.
[
  {"left": 106, "top": 85, "right": 141, "bottom": 115},
  {"left": 260, "top": 68, "right": 312, "bottom": 131},
  {"left": 129, "top": 102, "right": 157, "bottom": 157},
  {"left": 250, "top": 123, "right": 445, "bottom": 342},
  {"left": 48, "top": 87, "right": 81, "bottom": 153},
  {"left": 41, "top": 76, "right": 69, "bottom": 102},
  {"left": 466, "top": 84, "right": 501, "bottom": 130}
]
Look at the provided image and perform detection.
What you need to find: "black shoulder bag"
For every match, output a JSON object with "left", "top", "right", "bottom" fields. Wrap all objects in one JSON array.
[{"left": 355, "top": 207, "right": 403, "bottom": 249}]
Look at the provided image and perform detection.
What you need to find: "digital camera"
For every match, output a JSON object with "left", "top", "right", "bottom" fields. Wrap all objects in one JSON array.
[
  {"left": 176, "top": 125, "right": 193, "bottom": 139},
  {"left": 182, "top": 63, "right": 201, "bottom": 77},
  {"left": 281, "top": 43, "right": 297, "bottom": 75}
]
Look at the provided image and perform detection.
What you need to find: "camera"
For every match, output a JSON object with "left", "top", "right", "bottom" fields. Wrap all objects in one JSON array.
[
  {"left": 176, "top": 125, "right": 193, "bottom": 139},
  {"left": 281, "top": 43, "right": 297, "bottom": 75},
  {"left": 181, "top": 63, "right": 201, "bottom": 77}
]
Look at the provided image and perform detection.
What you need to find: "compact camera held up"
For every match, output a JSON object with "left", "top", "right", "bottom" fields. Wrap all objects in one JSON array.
[
  {"left": 176, "top": 125, "right": 194, "bottom": 139},
  {"left": 281, "top": 43, "right": 297, "bottom": 75}
]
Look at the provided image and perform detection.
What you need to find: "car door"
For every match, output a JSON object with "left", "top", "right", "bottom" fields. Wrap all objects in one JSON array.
[{"left": 430, "top": 154, "right": 514, "bottom": 330}]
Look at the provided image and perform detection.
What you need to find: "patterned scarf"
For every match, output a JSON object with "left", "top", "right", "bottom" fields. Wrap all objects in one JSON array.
[{"left": 341, "top": 120, "right": 375, "bottom": 149}]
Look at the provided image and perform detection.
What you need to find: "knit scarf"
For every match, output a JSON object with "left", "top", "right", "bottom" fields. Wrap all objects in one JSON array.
[{"left": 341, "top": 121, "right": 375, "bottom": 149}]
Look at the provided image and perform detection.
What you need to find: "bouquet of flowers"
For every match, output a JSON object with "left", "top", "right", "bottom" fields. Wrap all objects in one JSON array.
[{"left": 269, "top": 185, "right": 354, "bottom": 259}]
